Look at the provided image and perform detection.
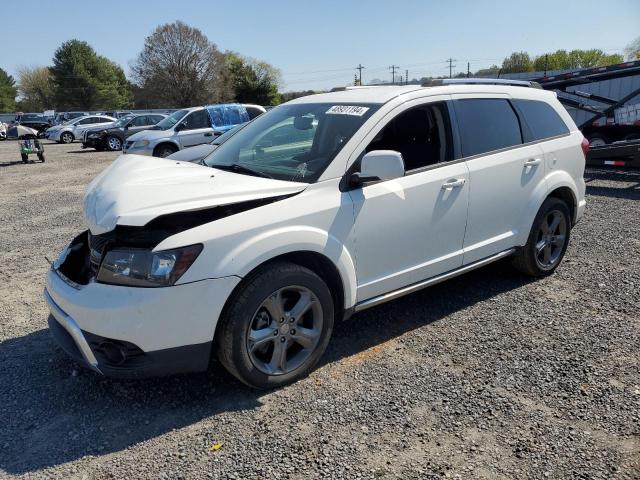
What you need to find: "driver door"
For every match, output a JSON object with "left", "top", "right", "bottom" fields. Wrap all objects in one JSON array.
[
  {"left": 177, "top": 110, "right": 213, "bottom": 147},
  {"left": 347, "top": 97, "right": 470, "bottom": 302}
]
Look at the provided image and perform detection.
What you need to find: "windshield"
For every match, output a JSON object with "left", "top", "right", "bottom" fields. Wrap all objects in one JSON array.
[
  {"left": 113, "top": 115, "right": 135, "bottom": 128},
  {"left": 156, "top": 109, "right": 188, "bottom": 130},
  {"left": 205, "top": 103, "right": 379, "bottom": 182}
]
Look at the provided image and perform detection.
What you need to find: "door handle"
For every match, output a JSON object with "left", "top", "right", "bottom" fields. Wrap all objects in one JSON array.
[
  {"left": 441, "top": 178, "right": 466, "bottom": 190},
  {"left": 524, "top": 158, "right": 542, "bottom": 167},
  {"left": 204, "top": 132, "right": 213, "bottom": 137}
]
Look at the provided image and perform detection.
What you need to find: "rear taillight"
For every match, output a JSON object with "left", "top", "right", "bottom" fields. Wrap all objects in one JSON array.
[{"left": 580, "top": 137, "right": 590, "bottom": 158}]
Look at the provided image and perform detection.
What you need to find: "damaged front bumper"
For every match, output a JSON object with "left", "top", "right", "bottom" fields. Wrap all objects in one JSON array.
[{"left": 44, "top": 235, "right": 241, "bottom": 378}]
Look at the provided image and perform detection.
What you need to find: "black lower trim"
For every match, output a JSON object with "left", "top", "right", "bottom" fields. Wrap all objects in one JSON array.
[{"left": 48, "top": 315, "right": 212, "bottom": 378}]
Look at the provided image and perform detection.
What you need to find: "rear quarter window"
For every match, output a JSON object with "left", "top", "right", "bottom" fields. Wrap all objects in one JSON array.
[
  {"left": 453, "top": 99, "right": 522, "bottom": 157},
  {"left": 513, "top": 99, "right": 570, "bottom": 141}
]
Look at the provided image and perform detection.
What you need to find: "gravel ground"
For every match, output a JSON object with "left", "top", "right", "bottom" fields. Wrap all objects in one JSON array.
[{"left": 0, "top": 140, "right": 638, "bottom": 479}]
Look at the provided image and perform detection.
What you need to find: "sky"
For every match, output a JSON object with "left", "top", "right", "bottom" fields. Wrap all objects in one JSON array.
[{"left": 1, "top": 0, "right": 638, "bottom": 91}]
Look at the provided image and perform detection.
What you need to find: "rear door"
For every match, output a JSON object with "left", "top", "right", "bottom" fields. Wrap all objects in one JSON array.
[
  {"left": 125, "top": 115, "right": 152, "bottom": 138},
  {"left": 177, "top": 110, "right": 213, "bottom": 147},
  {"left": 452, "top": 95, "right": 547, "bottom": 264}
]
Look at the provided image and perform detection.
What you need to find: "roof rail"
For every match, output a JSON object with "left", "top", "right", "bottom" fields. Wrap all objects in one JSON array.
[{"left": 422, "top": 78, "right": 542, "bottom": 89}]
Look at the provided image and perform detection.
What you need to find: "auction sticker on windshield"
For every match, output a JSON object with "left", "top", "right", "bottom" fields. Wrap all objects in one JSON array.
[{"left": 326, "top": 105, "right": 370, "bottom": 116}]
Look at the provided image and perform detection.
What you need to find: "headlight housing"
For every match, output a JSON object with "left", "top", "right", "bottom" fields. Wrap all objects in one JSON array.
[
  {"left": 133, "top": 140, "right": 150, "bottom": 148},
  {"left": 97, "top": 244, "right": 202, "bottom": 287}
]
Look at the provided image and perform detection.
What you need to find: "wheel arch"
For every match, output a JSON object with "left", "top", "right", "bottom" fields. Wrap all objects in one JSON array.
[{"left": 153, "top": 141, "right": 180, "bottom": 157}]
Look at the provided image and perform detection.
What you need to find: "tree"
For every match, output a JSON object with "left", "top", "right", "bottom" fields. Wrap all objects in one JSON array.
[
  {"left": 624, "top": 37, "right": 640, "bottom": 60},
  {"left": 17, "top": 67, "right": 54, "bottom": 111},
  {"left": 50, "top": 40, "right": 131, "bottom": 110},
  {"left": 474, "top": 64, "right": 501, "bottom": 77},
  {"left": 224, "top": 53, "right": 282, "bottom": 106},
  {"left": 132, "top": 21, "right": 227, "bottom": 107},
  {"left": 533, "top": 49, "right": 623, "bottom": 72},
  {"left": 0, "top": 68, "right": 17, "bottom": 112},
  {"left": 501, "top": 52, "right": 534, "bottom": 74}
]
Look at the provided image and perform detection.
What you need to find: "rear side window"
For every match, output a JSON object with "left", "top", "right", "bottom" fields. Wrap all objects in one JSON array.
[
  {"left": 454, "top": 99, "right": 522, "bottom": 157},
  {"left": 513, "top": 99, "right": 569, "bottom": 141}
]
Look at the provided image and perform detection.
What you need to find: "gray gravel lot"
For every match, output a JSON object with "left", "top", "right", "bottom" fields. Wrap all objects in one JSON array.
[{"left": 0, "top": 140, "right": 638, "bottom": 479}]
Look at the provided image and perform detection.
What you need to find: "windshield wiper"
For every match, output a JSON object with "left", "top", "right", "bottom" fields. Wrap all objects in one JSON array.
[{"left": 212, "top": 163, "right": 273, "bottom": 179}]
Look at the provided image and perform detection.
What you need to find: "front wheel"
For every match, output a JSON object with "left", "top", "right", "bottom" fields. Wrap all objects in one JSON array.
[
  {"left": 153, "top": 144, "right": 178, "bottom": 158},
  {"left": 106, "top": 136, "right": 122, "bottom": 151},
  {"left": 60, "top": 132, "right": 74, "bottom": 144},
  {"left": 215, "top": 262, "right": 334, "bottom": 389},
  {"left": 512, "top": 197, "right": 571, "bottom": 277}
]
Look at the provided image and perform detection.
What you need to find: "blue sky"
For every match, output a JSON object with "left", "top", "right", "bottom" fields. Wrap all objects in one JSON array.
[{"left": 2, "top": 0, "right": 638, "bottom": 91}]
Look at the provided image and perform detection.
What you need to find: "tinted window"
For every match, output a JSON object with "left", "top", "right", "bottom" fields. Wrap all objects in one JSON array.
[
  {"left": 130, "top": 116, "right": 149, "bottom": 127},
  {"left": 150, "top": 115, "right": 164, "bottom": 124},
  {"left": 78, "top": 118, "right": 94, "bottom": 125},
  {"left": 365, "top": 102, "right": 453, "bottom": 171},
  {"left": 513, "top": 99, "right": 569, "bottom": 141},
  {"left": 454, "top": 99, "right": 522, "bottom": 157},
  {"left": 182, "top": 110, "right": 210, "bottom": 130}
]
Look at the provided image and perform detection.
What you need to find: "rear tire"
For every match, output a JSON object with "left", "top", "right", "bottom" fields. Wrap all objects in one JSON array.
[
  {"left": 21, "top": 153, "right": 28, "bottom": 163},
  {"left": 215, "top": 261, "right": 334, "bottom": 389},
  {"left": 511, "top": 197, "right": 571, "bottom": 277},
  {"left": 38, "top": 153, "right": 45, "bottom": 162},
  {"left": 587, "top": 135, "right": 608, "bottom": 147},
  {"left": 153, "top": 144, "right": 178, "bottom": 158}
]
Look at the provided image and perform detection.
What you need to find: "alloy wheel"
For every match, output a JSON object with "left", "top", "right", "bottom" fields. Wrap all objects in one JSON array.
[
  {"left": 535, "top": 209, "right": 567, "bottom": 269},
  {"left": 108, "top": 137, "right": 122, "bottom": 150},
  {"left": 246, "top": 286, "right": 323, "bottom": 375}
]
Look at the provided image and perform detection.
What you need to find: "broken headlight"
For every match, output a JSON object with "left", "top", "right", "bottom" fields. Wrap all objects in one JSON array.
[{"left": 96, "top": 244, "right": 202, "bottom": 287}]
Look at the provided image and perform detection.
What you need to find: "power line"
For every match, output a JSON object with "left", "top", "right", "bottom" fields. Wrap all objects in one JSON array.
[{"left": 389, "top": 65, "right": 399, "bottom": 85}]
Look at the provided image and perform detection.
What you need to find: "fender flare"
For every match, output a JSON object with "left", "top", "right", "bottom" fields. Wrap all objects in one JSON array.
[
  {"left": 215, "top": 226, "right": 358, "bottom": 309},
  {"left": 517, "top": 170, "right": 579, "bottom": 245}
]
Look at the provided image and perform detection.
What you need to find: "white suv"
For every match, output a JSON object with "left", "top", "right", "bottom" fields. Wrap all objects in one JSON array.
[{"left": 45, "top": 81, "right": 587, "bottom": 388}]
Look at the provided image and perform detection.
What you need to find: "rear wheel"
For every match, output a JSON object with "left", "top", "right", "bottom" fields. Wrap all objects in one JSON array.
[
  {"left": 37, "top": 152, "right": 45, "bottom": 162},
  {"left": 153, "top": 144, "right": 178, "bottom": 158},
  {"left": 21, "top": 153, "right": 28, "bottom": 163},
  {"left": 60, "top": 132, "right": 74, "bottom": 144},
  {"left": 588, "top": 135, "right": 608, "bottom": 147},
  {"left": 215, "top": 261, "right": 334, "bottom": 389},
  {"left": 106, "top": 136, "right": 122, "bottom": 151},
  {"left": 512, "top": 197, "right": 571, "bottom": 277}
]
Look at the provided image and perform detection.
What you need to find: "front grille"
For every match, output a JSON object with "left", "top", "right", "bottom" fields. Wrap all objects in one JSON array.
[{"left": 88, "top": 233, "right": 109, "bottom": 274}]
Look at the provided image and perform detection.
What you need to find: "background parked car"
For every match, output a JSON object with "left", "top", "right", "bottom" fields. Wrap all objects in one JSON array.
[
  {"left": 45, "top": 115, "right": 116, "bottom": 144},
  {"left": 53, "top": 112, "right": 90, "bottom": 125},
  {"left": 166, "top": 122, "right": 245, "bottom": 162},
  {"left": 0, "top": 122, "right": 6, "bottom": 140},
  {"left": 14, "top": 113, "right": 52, "bottom": 138},
  {"left": 123, "top": 104, "right": 262, "bottom": 157},
  {"left": 83, "top": 113, "right": 166, "bottom": 151}
]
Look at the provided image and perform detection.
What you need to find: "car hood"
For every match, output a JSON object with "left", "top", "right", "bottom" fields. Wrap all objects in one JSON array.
[
  {"left": 126, "top": 128, "right": 171, "bottom": 142},
  {"left": 166, "top": 143, "right": 217, "bottom": 162},
  {"left": 83, "top": 154, "right": 308, "bottom": 235}
]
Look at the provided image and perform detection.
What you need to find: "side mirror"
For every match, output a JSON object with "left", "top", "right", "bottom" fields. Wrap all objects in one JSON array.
[
  {"left": 175, "top": 122, "right": 187, "bottom": 132},
  {"left": 350, "top": 150, "right": 405, "bottom": 186}
]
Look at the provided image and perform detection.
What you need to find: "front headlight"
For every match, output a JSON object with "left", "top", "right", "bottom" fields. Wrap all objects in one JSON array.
[
  {"left": 133, "top": 140, "right": 150, "bottom": 148},
  {"left": 97, "top": 244, "right": 202, "bottom": 287}
]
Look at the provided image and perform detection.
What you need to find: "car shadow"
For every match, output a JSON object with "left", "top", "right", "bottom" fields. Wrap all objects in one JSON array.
[
  {"left": 0, "top": 260, "right": 532, "bottom": 474},
  {"left": 585, "top": 167, "right": 640, "bottom": 200},
  {"left": 0, "top": 160, "right": 42, "bottom": 168}
]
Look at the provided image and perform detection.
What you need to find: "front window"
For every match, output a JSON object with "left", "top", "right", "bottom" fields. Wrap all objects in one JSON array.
[
  {"left": 204, "top": 103, "right": 379, "bottom": 182},
  {"left": 156, "top": 109, "right": 189, "bottom": 130}
]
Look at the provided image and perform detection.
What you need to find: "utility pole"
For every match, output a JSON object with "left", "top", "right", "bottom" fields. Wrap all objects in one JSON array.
[
  {"left": 446, "top": 58, "right": 456, "bottom": 78},
  {"left": 389, "top": 65, "right": 399, "bottom": 85},
  {"left": 405, "top": 69, "right": 408, "bottom": 85},
  {"left": 354, "top": 74, "right": 358, "bottom": 86},
  {"left": 544, "top": 54, "right": 549, "bottom": 76},
  {"left": 467, "top": 62, "right": 470, "bottom": 78},
  {"left": 355, "top": 64, "right": 365, "bottom": 85}
]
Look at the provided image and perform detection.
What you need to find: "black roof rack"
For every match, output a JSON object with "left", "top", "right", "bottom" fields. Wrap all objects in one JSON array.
[{"left": 422, "top": 78, "right": 542, "bottom": 89}]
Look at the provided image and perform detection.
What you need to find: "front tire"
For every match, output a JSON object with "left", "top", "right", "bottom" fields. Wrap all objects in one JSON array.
[
  {"left": 153, "top": 144, "right": 178, "bottom": 158},
  {"left": 512, "top": 197, "right": 571, "bottom": 277},
  {"left": 215, "top": 261, "right": 334, "bottom": 389},
  {"left": 106, "top": 136, "right": 122, "bottom": 151},
  {"left": 60, "top": 132, "right": 74, "bottom": 144}
]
